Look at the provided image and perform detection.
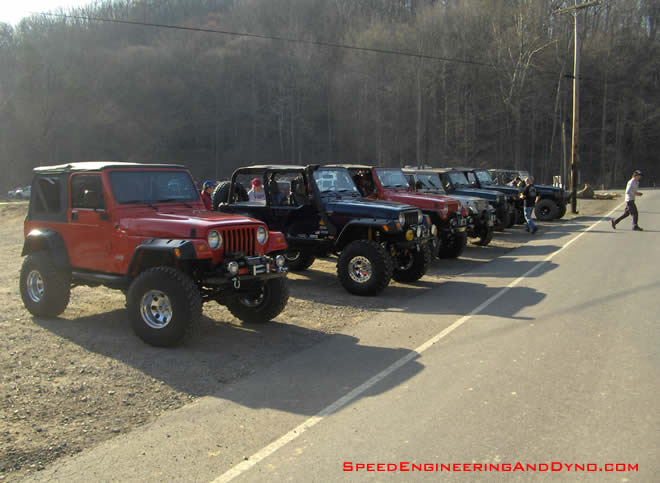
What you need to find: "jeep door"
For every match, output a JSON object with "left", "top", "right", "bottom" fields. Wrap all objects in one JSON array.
[
  {"left": 64, "top": 173, "right": 115, "bottom": 272},
  {"left": 264, "top": 171, "right": 321, "bottom": 236}
]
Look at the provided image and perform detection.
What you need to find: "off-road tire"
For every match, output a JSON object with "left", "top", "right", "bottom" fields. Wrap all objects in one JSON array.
[
  {"left": 535, "top": 198, "right": 559, "bottom": 221},
  {"left": 392, "top": 244, "right": 432, "bottom": 283},
  {"left": 473, "top": 228, "right": 494, "bottom": 246},
  {"left": 506, "top": 204, "right": 516, "bottom": 228},
  {"left": 494, "top": 209, "right": 511, "bottom": 231},
  {"left": 337, "top": 240, "right": 393, "bottom": 296},
  {"left": 227, "top": 277, "right": 289, "bottom": 323},
  {"left": 438, "top": 232, "right": 467, "bottom": 258},
  {"left": 127, "top": 267, "right": 202, "bottom": 347},
  {"left": 556, "top": 203, "right": 567, "bottom": 219},
  {"left": 284, "top": 251, "right": 316, "bottom": 271},
  {"left": 20, "top": 253, "right": 71, "bottom": 317},
  {"left": 212, "top": 181, "right": 249, "bottom": 209}
]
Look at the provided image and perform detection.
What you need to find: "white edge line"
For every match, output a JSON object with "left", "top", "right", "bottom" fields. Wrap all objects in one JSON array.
[{"left": 212, "top": 203, "right": 625, "bottom": 483}]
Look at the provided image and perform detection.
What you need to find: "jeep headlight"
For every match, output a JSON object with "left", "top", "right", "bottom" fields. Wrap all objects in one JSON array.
[
  {"left": 398, "top": 212, "right": 406, "bottom": 226},
  {"left": 416, "top": 226, "right": 423, "bottom": 238},
  {"left": 256, "top": 226, "right": 268, "bottom": 245},
  {"left": 208, "top": 230, "right": 222, "bottom": 249}
]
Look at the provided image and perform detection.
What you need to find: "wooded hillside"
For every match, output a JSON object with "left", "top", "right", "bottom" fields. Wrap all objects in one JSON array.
[{"left": 0, "top": 0, "right": 658, "bottom": 188}]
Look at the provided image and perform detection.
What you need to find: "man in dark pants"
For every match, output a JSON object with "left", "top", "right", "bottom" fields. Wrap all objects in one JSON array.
[
  {"left": 521, "top": 176, "right": 539, "bottom": 234},
  {"left": 612, "top": 170, "right": 644, "bottom": 231}
]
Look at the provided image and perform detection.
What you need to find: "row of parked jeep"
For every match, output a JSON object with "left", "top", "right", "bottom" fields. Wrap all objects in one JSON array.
[{"left": 18, "top": 162, "right": 568, "bottom": 347}]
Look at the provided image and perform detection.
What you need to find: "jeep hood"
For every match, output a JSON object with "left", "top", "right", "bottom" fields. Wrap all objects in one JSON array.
[
  {"left": 118, "top": 209, "right": 265, "bottom": 238},
  {"left": 381, "top": 190, "right": 460, "bottom": 213},
  {"left": 324, "top": 198, "right": 417, "bottom": 219},
  {"left": 452, "top": 188, "right": 503, "bottom": 202},
  {"left": 480, "top": 184, "right": 520, "bottom": 196}
]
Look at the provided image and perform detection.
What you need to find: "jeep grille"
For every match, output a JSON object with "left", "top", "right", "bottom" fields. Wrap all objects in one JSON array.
[
  {"left": 402, "top": 210, "right": 419, "bottom": 227},
  {"left": 222, "top": 227, "right": 257, "bottom": 256}
]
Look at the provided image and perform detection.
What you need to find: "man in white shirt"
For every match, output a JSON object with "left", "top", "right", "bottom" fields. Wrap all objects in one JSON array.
[{"left": 612, "top": 170, "right": 644, "bottom": 231}]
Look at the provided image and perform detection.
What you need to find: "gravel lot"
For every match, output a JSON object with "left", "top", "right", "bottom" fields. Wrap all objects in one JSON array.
[{"left": 0, "top": 197, "right": 621, "bottom": 481}]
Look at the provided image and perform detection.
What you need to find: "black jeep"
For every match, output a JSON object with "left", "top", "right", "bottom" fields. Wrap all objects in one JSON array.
[
  {"left": 456, "top": 168, "right": 524, "bottom": 225},
  {"left": 433, "top": 169, "right": 510, "bottom": 229},
  {"left": 213, "top": 165, "right": 434, "bottom": 296},
  {"left": 488, "top": 169, "right": 570, "bottom": 221}
]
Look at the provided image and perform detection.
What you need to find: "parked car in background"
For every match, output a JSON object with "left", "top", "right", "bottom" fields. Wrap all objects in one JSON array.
[
  {"left": 8, "top": 185, "right": 31, "bottom": 200},
  {"left": 403, "top": 169, "right": 496, "bottom": 247},
  {"left": 488, "top": 169, "right": 570, "bottom": 220},
  {"left": 333, "top": 164, "right": 469, "bottom": 258},
  {"left": 433, "top": 169, "right": 511, "bottom": 230},
  {"left": 454, "top": 168, "right": 523, "bottom": 225}
]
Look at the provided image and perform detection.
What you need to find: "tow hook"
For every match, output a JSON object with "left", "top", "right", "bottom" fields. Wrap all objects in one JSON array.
[{"left": 232, "top": 277, "right": 241, "bottom": 290}]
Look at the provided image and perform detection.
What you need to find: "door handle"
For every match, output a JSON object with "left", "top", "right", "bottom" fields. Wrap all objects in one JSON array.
[{"left": 71, "top": 211, "right": 78, "bottom": 221}]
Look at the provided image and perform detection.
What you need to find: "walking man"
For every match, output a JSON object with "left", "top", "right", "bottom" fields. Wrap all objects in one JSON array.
[
  {"left": 612, "top": 170, "right": 644, "bottom": 231},
  {"left": 521, "top": 176, "right": 539, "bottom": 234}
]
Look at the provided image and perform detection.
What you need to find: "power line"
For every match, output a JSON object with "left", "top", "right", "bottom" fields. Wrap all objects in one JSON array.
[
  {"left": 33, "top": 11, "right": 613, "bottom": 84},
  {"left": 34, "top": 12, "right": 496, "bottom": 68}
]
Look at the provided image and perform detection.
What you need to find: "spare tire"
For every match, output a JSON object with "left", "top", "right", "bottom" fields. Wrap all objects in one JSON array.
[{"left": 212, "top": 181, "right": 249, "bottom": 210}]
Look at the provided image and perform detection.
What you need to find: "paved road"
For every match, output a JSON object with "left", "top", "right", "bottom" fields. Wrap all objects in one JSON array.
[{"left": 32, "top": 194, "right": 659, "bottom": 482}]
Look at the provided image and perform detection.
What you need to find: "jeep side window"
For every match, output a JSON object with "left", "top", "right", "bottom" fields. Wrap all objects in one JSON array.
[
  {"left": 32, "top": 176, "right": 62, "bottom": 214},
  {"left": 71, "top": 175, "right": 106, "bottom": 210}
]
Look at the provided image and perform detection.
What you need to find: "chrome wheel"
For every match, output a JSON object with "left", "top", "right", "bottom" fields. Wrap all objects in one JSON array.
[
  {"left": 284, "top": 251, "right": 301, "bottom": 262},
  {"left": 26, "top": 270, "right": 45, "bottom": 303},
  {"left": 348, "top": 256, "right": 373, "bottom": 284},
  {"left": 140, "top": 290, "right": 173, "bottom": 329}
]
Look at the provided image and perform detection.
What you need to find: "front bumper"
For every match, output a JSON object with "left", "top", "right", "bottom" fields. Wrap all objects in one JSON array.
[
  {"left": 203, "top": 255, "right": 287, "bottom": 289},
  {"left": 389, "top": 224, "right": 434, "bottom": 250}
]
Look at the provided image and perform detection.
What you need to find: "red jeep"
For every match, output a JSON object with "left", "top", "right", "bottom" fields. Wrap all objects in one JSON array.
[
  {"left": 334, "top": 165, "right": 469, "bottom": 258},
  {"left": 20, "top": 162, "right": 289, "bottom": 347}
]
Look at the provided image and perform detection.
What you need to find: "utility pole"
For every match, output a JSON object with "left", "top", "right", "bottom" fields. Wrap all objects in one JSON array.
[{"left": 555, "top": 0, "right": 599, "bottom": 213}]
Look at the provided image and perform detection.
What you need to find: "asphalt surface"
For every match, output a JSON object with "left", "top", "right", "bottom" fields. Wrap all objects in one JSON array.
[{"left": 30, "top": 194, "right": 659, "bottom": 482}]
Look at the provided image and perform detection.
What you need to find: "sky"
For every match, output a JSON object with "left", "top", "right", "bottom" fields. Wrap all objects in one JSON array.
[{"left": 0, "top": 0, "right": 89, "bottom": 26}]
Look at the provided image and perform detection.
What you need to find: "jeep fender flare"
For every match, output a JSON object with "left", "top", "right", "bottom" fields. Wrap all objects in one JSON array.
[
  {"left": 127, "top": 239, "right": 197, "bottom": 276},
  {"left": 21, "top": 228, "right": 71, "bottom": 270},
  {"left": 335, "top": 218, "right": 396, "bottom": 250}
]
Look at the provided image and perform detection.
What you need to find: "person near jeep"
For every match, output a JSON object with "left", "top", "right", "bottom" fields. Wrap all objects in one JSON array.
[
  {"left": 612, "top": 170, "right": 644, "bottom": 231},
  {"left": 200, "top": 180, "right": 216, "bottom": 210},
  {"left": 248, "top": 178, "right": 266, "bottom": 201},
  {"left": 521, "top": 176, "right": 539, "bottom": 234}
]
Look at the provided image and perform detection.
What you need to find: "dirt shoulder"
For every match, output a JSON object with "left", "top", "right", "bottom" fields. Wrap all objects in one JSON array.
[{"left": 0, "top": 196, "right": 621, "bottom": 481}]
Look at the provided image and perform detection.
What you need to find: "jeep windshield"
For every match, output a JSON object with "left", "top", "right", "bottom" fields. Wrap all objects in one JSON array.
[
  {"left": 312, "top": 169, "right": 360, "bottom": 197},
  {"left": 474, "top": 170, "right": 494, "bottom": 186},
  {"left": 109, "top": 170, "right": 199, "bottom": 204},
  {"left": 415, "top": 173, "right": 445, "bottom": 193},
  {"left": 376, "top": 170, "right": 410, "bottom": 190},
  {"left": 446, "top": 172, "right": 471, "bottom": 188}
]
